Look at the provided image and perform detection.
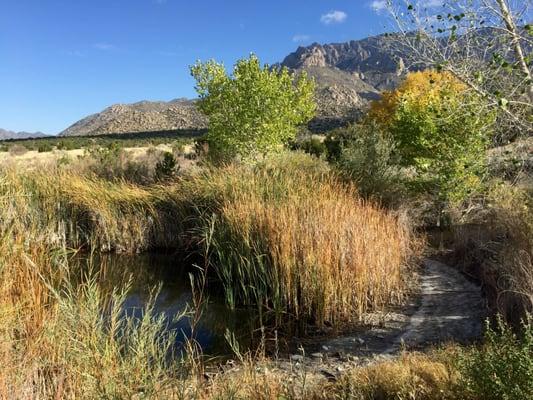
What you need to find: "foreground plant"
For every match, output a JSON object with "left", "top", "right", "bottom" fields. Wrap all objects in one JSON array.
[{"left": 457, "top": 316, "right": 533, "bottom": 400}]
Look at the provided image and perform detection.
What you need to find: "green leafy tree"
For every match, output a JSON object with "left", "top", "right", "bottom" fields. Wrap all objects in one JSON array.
[
  {"left": 190, "top": 54, "right": 316, "bottom": 162},
  {"left": 368, "top": 70, "right": 495, "bottom": 202}
]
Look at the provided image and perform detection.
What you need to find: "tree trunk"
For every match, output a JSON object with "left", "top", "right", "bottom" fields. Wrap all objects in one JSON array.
[{"left": 496, "top": 0, "right": 533, "bottom": 104}]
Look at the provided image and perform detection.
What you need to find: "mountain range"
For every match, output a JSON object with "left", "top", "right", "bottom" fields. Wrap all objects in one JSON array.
[
  {"left": 0, "top": 129, "right": 49, "bottom": 140},
  {"left": 4, "top": 33, "right": 409, "bottom": 138}
]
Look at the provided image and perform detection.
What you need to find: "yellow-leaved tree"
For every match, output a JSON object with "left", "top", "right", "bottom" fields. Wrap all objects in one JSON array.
[{"left": 367, "top": 70, "right": 495, "bottom": 202}]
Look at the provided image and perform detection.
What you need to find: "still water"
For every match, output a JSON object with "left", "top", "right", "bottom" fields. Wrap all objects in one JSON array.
[{"left": 73, "top": 252, "right": 258, "bottom": 356}]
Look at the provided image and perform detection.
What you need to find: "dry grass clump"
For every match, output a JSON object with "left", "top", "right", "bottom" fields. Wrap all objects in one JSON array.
[
  {"left": 450, "top": 182, "right": 532, "bottom": 323},
  {"left": 331, "top": 353, "right": 457, "bottom": 400},
  {"left": 183, "top": 153, "right": 422, "bottom": 327},
  {"left": 0, "top": 168, "right": 183, "bottom": 252}
]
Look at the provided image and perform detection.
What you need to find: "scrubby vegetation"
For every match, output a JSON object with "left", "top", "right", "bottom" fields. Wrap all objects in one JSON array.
[
  {"left": 2, "top": 2, "right": 533, "bottom": 393},
  {"left": 0, "top": 129, "right": 200, "bottom": 153}
]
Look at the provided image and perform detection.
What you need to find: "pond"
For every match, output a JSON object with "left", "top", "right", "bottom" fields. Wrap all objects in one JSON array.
[{"left": 72, "top": 252, "right": 259, "bottom": 357}]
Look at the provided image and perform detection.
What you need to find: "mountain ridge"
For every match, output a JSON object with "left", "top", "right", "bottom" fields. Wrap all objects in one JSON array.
[
  {"left": 60, "top": 34, "right": 408, "bottom": 137},
  {"left": 0, "top": 129, "right": 49, "bottom": 140}
]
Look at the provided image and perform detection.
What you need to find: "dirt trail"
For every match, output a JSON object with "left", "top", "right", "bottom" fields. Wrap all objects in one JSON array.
[
  {"left": 384, "top": 258, "right": 485, "bottom": 352},
  {"left": 268, "top": 259, "right": 486, "bottom": 378}
]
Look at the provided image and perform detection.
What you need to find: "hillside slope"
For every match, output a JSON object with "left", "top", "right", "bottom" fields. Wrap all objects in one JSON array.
[
  {"left": 61, "top": 34, "right": 409, "bottom": 137},
  {"left": 59, "top": 99, "right": 207, "bottom": 137}
]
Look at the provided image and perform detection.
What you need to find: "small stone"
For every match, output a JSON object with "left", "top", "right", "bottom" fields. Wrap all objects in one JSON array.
[
  {"left": 290, "top": 354, "right": 304, "bottom": 362},
  {"left": 357, "top": 337, "right": 365, "bottom": 345},
  {"left": 321, "top": 345, "right": 330, "bottom": 351},
  {"left": 310, "top": 352, "right": 323, "bottom": 359}
]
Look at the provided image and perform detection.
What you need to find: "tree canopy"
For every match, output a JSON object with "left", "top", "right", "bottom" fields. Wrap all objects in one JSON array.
[{"left": 190, "top": 54, "right": 316, "bottom": 162}]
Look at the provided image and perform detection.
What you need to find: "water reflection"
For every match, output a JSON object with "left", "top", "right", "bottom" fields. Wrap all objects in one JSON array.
[{"left": 71, "top": 252, "right": 257, "bottom": 356}]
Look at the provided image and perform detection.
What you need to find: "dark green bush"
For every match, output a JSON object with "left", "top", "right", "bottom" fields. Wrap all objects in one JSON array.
[
  {"left": 155, "top": 152, "right": 178, "bottom": 181},
  {"left": 56, "top": 140, "right": 78, "bottom": 151},
  {"left": 337, "top": 123, "right": 403, "bottom": 202},
  {"left": 38, "top": 143, "right": 54, "bottom": 152},
  {"left": 295, "top": 136, "right": 327, "bottom": 158},
  {"left": 324, "top": 128, "right": 355, "bottom": 162}
]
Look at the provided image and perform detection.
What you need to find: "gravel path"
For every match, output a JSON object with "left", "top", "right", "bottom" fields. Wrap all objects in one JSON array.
[
  {"left": 385, "top": 258, "right": 485, "bottom": 352},
  {"left": 267, "top": 259, "right": 487, "bottom": 377}
]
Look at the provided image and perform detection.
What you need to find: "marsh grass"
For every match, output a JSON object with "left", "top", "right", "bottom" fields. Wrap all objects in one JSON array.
[
  {"left": 0, "top": 152, "right": 421, "bottom": 329},
  {"left": 180, "top": 153, "right": 421, "bottom": 327},
  {"left": 0, "top": 168, "right": 185, "bottom": 252},
  {"left": 0, "top": 240, "right": 190, "bottom": 398}
]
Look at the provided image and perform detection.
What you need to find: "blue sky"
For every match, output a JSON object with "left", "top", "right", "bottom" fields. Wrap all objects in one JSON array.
[{"left": 1, "top": 1, "right": 389, "bottom": 134}]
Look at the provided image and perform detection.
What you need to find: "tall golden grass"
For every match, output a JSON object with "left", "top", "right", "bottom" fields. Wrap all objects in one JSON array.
[
  {"left": 0, "top": 153, "right": 421, "bottom": 327},
  {"left": 0, "top": 152, "right": 422, "bottom": 396},
  {"left": 182, "top": 154, "right": 420, "bottom": 326}
]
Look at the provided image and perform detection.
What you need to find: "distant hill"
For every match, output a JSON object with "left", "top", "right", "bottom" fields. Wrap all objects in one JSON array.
[
  {"left": 0, "top": 129, "right": 49, "bottom": 140},
  {"left": 59, "top": 98, "right": 207, "bottom": 137},
  {"left": 60, "top": 34, "right": 411, "bottom": 137}
]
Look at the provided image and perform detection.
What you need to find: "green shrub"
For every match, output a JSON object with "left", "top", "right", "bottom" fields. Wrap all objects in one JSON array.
[
  {"left": 37, "top": 143, "right": 53, "bottom": 152},
  {"left": 191, "top": 54, "right": 316, "bottom": 162},
  {"left": 83, "top": 145, "right": 146, "bottom": 183},
  {"left": 56, "top": 140, "right": 78, "bottom": 151},
  {"left": 155, "top": 151, "right": 179, "bottom": 181},
  {"left": 337, "top": 123, "right": 402, "bottom": 202},
  {"left": 457, "top": 316, "right": 533, "bottom": 400},
  {"left": 296, "top": 136, "right": 327, "bottom": 158}
]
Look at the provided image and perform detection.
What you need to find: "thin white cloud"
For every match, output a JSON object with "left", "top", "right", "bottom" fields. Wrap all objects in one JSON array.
[
  {"left": 67, "top": 50, "right": 86, "bottom": 58},
  {"left": 320, "top": 10, "right": 347, "bottom": 25},
  {"left": 93, "top": 43, "right": 116, "bottom": 51},
  {"left": 292, "top": 34, "right": 311, "bottom": 43},
  {"left": 370, "top": 0, "right": 388, "bottom": 12}
]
